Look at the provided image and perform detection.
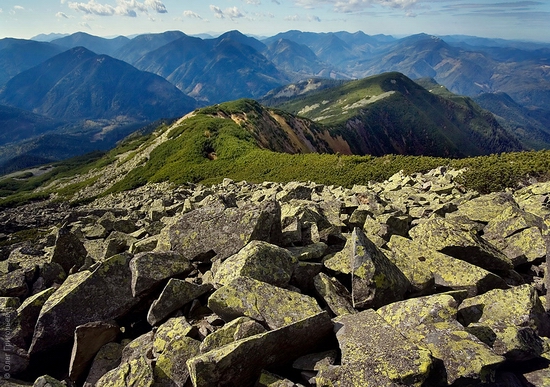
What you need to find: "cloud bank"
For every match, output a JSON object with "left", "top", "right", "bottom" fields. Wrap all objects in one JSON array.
[{"left": 67, "top": 0, "right": 167, "bottom": 17}]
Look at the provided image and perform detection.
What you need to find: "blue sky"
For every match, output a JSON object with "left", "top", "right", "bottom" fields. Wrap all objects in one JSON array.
[{"left": 1, "top": 0, "right": 549, "bottom": 41}]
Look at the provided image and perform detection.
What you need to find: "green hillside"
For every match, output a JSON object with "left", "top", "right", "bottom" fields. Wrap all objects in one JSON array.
[{"left": 275, "top": 72, "right": 522, "bottom": 157}]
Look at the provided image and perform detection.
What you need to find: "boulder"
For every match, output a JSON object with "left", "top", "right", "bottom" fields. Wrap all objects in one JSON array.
[
  {"left": 200, "top": 316, "right": 266, "bottom": 353},
  {"left": 0, "top": 270, "right": 29, "bottom": 298},
  {"left": 457, "top": 192, "right": 519, "bottom": 223},
  {"left": 213, "top": 241, "right": 295, "bottom": 287},
  {"left": 29, "top": 253, "right": 140, "bottom": 354},
  {"left": 95, "top": 356, "right": 154, "bottom": 387},
  {"left": 147, "top": 279, "right": 212, "bottom": 326},
  {"left": 83, "top": 342, "right": 124, "bottom": 387},
  {"left": 208, "top": 276, "right": 323, "bottom": 330},
  {"left": 316, "top": 309, "right": 432, "bottom": 387},
  {"left": 152, "top": 317, "right": 200, "bottom": 386},
  {"left": 387, "top": 235, "right": 507, "bottom": 296},
  {"left": 409, "top": 217, "right": 513, "bottom": 272},
  {"left": 323, "top": 227, "right": 409, "bottom": 309},
  {"left": 69, "top": 320, "right": 120, "bottom": 382},
  {"left": 313, "top": 272, "right": 355, "bottom": 316},
  {"left": 129, "top": 251, "right": 192, "bottom": 297},
  {"left": 50, "top": 226, "right": 88, "bottom": 273},
  {"left": 33, "top": 375, "right": 65, "bottom": 387},
  {"left": 287, "top": 242, "right": 327, "bottom": 261},
  {"left": 13, "top": 287, "right": 56, "bottom": 349},
  {"left": 187, "top": 312, "right": 332, "bottom": 387},
  {"left": 157, "top": 200, "right": 281, "bottom": 262},
  {"left": 378, "top": 294, "right": 505, "bottom": 385},
  {"left": 458, "top": 284, "right": 549, "bottom": 360}
]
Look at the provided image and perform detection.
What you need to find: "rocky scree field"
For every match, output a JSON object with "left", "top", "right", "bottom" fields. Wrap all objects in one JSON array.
[{"left": 1, "top": 167, "right": 550, "bottom": 386}]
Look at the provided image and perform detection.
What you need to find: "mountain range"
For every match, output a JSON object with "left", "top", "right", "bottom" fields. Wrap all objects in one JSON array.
[{"left": 1, "top": 29, "right": 549, "bottom": 173}]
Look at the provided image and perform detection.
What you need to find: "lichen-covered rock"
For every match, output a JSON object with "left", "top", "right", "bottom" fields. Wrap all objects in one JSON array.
[
  {"left": 208, "top": 276, "right": 323, "bottom": 329},
  {"left": 187, "top": 312, "right": 332, "bottom": 387},
  {"left": 287, "top": 242, "right": 327, "bottom": 261},
  {"left": 0, "top": 337, "right": 29, "bottom": 377},
  {"left": 487, "top": 226, "right": 547, "bottom": 267},
  {"left": 83, "top": 342, "right": 124, "bottom": 387},
  {"left": 30, "top": 253, "right": 140, "bottom": 355},
  {"left": 387, "top": 235, "right": 507, "bottom": 296},
  {"left": 69, "top": 320, "right": 120, "bottom": 382},
  {"left": 152, "top": 317, "right": 200, "bottom": 387},
  {"left": 147, "top": 279, "right": 212, "bottom": 326},
  {"left": 103, "top": 231, "right": 137, "bottom": 259},
  {"left": 293, "top": 349, "right": 338, "bottom": 372},
  {"left": 377, "top": 294, "right": 505, "bottom": 385},
  {"left": 157, "top": 200, "right": 281, "bottom": 262},
  {"left": 313, "top": 272, "right": 355, "bottom": 316},
  {"left": 409, "top": 217, "right": 513, "bottom": 272},
  {"left": 96, "top": 356, "right": 154, "bottom": 387},
  {"left": 317, "top": 309, "right": 432, "bottom": 387},
  {"left": 129, "top": 251, "right": 191, "bottom": 297},
  {"left": 33, "top": 375, "right": 65, "bottom": 387},
  {"left": 213, "top": 241, "right": 295, "bottom": 287},
  {"left": 324, "top": 227, "right": 409, "bottom": 309},
  {"left": 458, "top": 284, "right": 549, "bottom": 360},
  {"left": 256, "top": 371, "right": 296, "bottom": 387},
  {"left": 200, "top": 316, "right": 265, "bottom": 353},
  {"left": 457, "top": 191, "right": 519, "bottom": 223},
  {"left": 0, "top": 269, "right": 29, "bottom": 298}
]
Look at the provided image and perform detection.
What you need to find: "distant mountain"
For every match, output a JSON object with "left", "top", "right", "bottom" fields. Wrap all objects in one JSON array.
[
  {"left": 474, "top": 92, "right": 550, "bottom": 150},
  {"left": 0, "top": 47, "right": 197, "bottom": 121},
  {"left": 112, "top": 30, "right": 186, "bottom": 65},
  {"left": 134, "top": 31, "right": 288, "bottom": 103},
  {"left": 31, "top": 33, "right": 70, "bottom": 42},
  {"left": 275, "top": 72, "right": 522, "bottom": 157},
  {"left": 0, "top": 105, "right": 65, "bottom": 146},
  {"left": 51, "top": 32, "right": 130, "bottom": 56},
  {"left": 262, "top": 39, "right": 338, "bottom": 80},
  {"left": 0, "top": 39, "right": 63, "bottom": 85}
]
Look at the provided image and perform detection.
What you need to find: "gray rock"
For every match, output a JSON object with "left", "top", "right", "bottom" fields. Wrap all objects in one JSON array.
[
  {"left": 30, "top": 254, "right": 140, "bottom": 355},
  {"left": 129, "top": 251, "right": 191, "bottom": 297},
  {"left": 83, "top": 342, "right": 124, "bottom": 387},
  {"left": 199, "top": 316, "right": 266, "bottom": 353},
  {"left": 157, "top": 200, "right": 281, "bottom": 262},
  {"left": 147, "top": 279, "right": 212, "bottom": 326},
  {"left": 50, "top": 226, "right": 88, "bottom": 274},
  {"left": 69, "top": 320, "right": 120, "bottom": 382},
  {"left": 313, "top": 272, "right": 355, "bottom": 317}
]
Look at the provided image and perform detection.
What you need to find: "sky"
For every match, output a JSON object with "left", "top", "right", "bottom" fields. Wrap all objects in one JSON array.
[{"left": 1, "top": 0, "right": 549, "bottom": 42}]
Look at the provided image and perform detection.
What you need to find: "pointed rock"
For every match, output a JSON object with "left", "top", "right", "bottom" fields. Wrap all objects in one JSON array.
[
  {"left": 200, "top": 316, "right": 266, "bottom": 353},
  {"left": 324, "top": 227, "right": 409, "bottom": 309},
  {"left": 50, "top": 226, "right": 87, "bottom": 274}
]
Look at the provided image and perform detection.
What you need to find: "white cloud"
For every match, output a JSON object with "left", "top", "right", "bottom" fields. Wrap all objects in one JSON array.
[
  {"left": 184, "top": 10, "right": 203, "bottom": 19},
  {"left": 80, "top": 21, "right": 92, "bottom": 29},
  {"left": 225, "top": 6, "right": 244, "bottom": 18},
  {"left": 245, "top": 0, "right": 261, "bottom": 4},
  {"left": 209, "top": 5, "right": 244, "bottom": 19},
  {"left": 293, "top": 0, "right": 421, "bottom": 13},
  {"left": 56, "top": 11, "right": 69, "bottom": 18},
  {"left": 67, "top": 0, "right": 168, "bottom": 17},
  {"left": 13, "top": 5, "right": 25, "bottom": 11},
  {"left": 210, "top": 5, "right": 225, "bottom": 18},
  {"left": 144, "top": 0, "right": 167, "bottom": 13}
]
